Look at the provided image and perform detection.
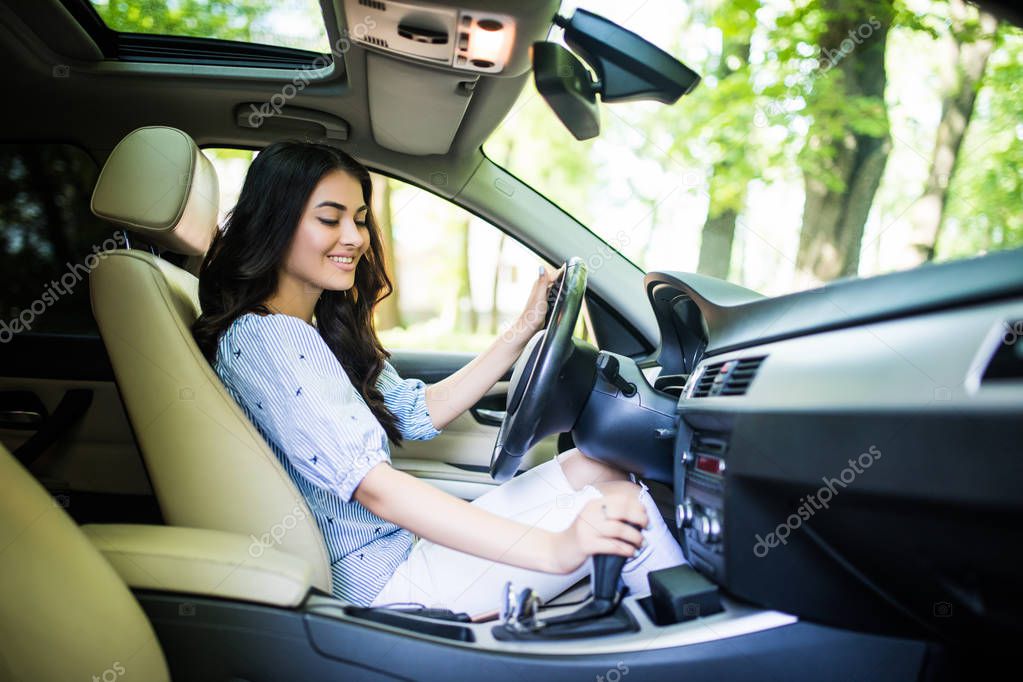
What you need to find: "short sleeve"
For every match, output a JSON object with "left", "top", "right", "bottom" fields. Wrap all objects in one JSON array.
[
  {"left": 376, "top": 360, "right": 442, "bottom": 441},
  {"left": 220, "top": 314, "right": 390, "bottom": 503}
]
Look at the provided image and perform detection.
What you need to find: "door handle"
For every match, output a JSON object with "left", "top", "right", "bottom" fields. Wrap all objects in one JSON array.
[
  {"left": 0, "top": 390, "right": 49, "bottom": 430},
  {"left": 0, "top": 410, "right": 44, "bottom": 429},
  {"left": 475, "top": 408, "right": 506, "bottom": 423}
]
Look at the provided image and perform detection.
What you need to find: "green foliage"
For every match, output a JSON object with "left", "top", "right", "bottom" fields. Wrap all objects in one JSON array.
[
  {"left": 94, "top": 0, "right": 270, "bottom": 39},
  {"left": 90, "top": 0, "right": 328, "bottom": 51},
  {"left": 940, "top": 25, "right": 1023, "bottom": 259},
  {"left": 491, "top": 0, "right": 1021, "bottom": 293}
]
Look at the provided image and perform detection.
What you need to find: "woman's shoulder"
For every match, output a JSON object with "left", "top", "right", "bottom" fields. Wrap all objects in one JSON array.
[
  {"left": 225, "top": 311, "right": 319, "bottom": 339},
  {"left": 215, "top": 312, "right": 321, "bottom": 367}
]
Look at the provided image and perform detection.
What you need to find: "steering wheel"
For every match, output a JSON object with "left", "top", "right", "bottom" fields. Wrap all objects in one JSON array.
[{"left": 489, "top": 256, "right": 587, "bottom": 482}]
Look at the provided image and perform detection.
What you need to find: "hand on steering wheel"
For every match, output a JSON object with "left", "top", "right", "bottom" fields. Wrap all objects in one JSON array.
[
  {"left": 490, "top": 257, "right": 591, "bottom": 481},
  {"left": 506, "top": 263, "right": 566, "bottom": 347}
]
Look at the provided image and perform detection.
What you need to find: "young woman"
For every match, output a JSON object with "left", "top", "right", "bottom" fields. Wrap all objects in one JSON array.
[{"left": 192, "top": 140, "right": 686, "bottom": 620}]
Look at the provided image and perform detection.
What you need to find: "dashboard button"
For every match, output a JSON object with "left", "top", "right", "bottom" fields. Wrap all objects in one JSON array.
[
  {"left": 676, "top": 499, "right": 696, "bottom": 529},
  {"left": 696, "top": 514, "right": 711, "bottom": 542},
  {"left": 705, "top": 515, "right": 722, "bottom": 544}
]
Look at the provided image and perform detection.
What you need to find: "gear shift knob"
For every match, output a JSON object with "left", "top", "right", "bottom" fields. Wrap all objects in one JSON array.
[
  {"left": 591, "top": 554, "right": 628, "bottom": 602},
  {"left": 591, "top": 520, "right": 643, "bottom": 607}
]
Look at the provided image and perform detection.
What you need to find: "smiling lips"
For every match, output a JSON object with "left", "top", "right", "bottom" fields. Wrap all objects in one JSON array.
[{"left": 327, "top": 254, "right": 357, "bottom": 271}]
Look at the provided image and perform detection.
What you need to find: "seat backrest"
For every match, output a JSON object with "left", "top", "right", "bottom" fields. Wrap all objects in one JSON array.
[
  {"left": 0, "top": 442, "right": 170, "bottom": 681},
  {"left": 88, "top": 126, "right": 332, "bottom": 592}
]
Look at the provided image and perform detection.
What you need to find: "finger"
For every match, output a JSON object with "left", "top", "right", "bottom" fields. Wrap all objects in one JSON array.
[
  {"left": 598, "top": 538, "right": 638, "bottom": 559},
  {"left": 544, "top": 267, "right": 558, "bottom": 286},
  {"left": 609, "top": 496, "right": 647, "bottom": 528},
  {"left": 606, "top": 520, "right": 644, "bottom": 549},
  {"left": 626, "top": 501, "right": 649, "bottom": 531}
]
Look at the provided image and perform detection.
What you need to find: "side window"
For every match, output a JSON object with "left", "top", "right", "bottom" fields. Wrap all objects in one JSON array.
[
  {"left": 371, "top": 175, "right": 544, "bottom": 352},
  {"left": 203, "top": 148, "right": 583, "bottom": 353},
  {"left": 204, "top": 148, "right": 256, "bottom": 227},
  {"left": 0, "top": 144, "right": 121, "bottom": 338}
]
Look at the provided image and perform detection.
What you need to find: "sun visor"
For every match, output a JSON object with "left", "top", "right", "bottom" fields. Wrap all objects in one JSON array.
[{"left": 367, "top": 52, "right": 478, "bottom": 155}]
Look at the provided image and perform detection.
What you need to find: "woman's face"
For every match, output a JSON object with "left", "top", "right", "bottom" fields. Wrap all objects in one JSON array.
[{"left": 280, "top": 169, "right": 371, "bottom": 294}]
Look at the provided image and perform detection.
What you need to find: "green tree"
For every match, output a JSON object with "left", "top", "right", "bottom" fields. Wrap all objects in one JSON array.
[
  {"left": 694, "top": 0, "right": 760, "bottom": 279},
  {"left": 371, "top": 174, "right": 402, "bottom": 330},
  {"left": 906, "top": 0, "right": 998, "bottom": 262},
  {"left": 788, "top": 0, "right": 896, "bottom": 281},
  {"left": 93, "top": 0, "right": 274, "bottom": 42},
  {"left": 939, "top": 25, "right": 1023, "bottom": 258}
]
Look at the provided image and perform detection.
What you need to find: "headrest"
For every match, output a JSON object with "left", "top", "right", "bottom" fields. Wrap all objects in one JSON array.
[{"left": 91, "top": 126, "right": 220, "bottom": 256}]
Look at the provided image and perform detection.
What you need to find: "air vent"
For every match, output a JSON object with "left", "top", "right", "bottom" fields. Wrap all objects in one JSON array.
[
  {"left": 363, "top": 35, "right": 389, "bottom": 48},
  {"left": 982, "top": 320, "right": 1022, "bottom": 382},
  {"left": 690, "top": 431, "right": 728, "bottom": 457},
  {"left": 359, "top": 0, "right": 386, "bottom": 10},
  {"left": 692, "top": 356, "right": 766, "bottom": 397}
]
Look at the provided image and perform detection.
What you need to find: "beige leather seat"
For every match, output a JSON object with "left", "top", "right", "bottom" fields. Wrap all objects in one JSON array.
[
  {"left": 0, "top": 442, "right": 170, "bottom": 681},
  {"left": 88, "top": 126, "right": 333, "bottom": 593}
]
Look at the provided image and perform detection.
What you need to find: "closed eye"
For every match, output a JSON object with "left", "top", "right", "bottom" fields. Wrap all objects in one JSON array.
[{"left": 318, "top": 218, "right": 339, "bottom": 226}]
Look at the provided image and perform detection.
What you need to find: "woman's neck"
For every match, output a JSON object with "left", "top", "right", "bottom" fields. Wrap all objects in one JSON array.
[{"left": 264, "top": 278, "right": 321, "bottom": 325}]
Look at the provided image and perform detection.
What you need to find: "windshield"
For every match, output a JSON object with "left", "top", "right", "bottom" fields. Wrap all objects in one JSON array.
[{"left": 486, "top": 0, "right": 1023, "bottom": 296}]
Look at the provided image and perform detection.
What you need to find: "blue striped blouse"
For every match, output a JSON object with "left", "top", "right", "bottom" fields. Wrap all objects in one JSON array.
[{"left": 214, "top": 311, "right": 442, "bottom": 605}]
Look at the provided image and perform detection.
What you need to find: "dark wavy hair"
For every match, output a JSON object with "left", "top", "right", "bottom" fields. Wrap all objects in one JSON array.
[{"left": 192, "top": 140, "right": 403, "bottom": 446}]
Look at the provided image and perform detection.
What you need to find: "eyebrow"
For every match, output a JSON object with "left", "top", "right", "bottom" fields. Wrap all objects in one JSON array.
[{"left": 315, "top": 201, "right": 368, "bottom": 212}]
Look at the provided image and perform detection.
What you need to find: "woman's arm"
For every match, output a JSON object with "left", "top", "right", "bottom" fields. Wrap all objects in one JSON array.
[
  {"left": 354, "top": 461, "right": 649, "bottom": 575},
  {"left": 423, "top": 264, "right": 563, "bottom": 430}
]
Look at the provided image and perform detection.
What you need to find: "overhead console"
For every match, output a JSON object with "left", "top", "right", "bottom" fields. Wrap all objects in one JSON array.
[
  {"left": 343, "top": 0, "right": 516, "bottom": 74},
  {"left": 340, "top": 0, "right": 557, "bottom": 155}
]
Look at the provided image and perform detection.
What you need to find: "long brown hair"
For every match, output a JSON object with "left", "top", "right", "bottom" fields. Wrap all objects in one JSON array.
[{"left": 192, "top": 140, "right": 403, "bottom": 445}]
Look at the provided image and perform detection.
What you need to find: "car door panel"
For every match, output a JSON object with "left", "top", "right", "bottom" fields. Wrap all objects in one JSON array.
[
  {"left": 388, "top": 350, "right": 563, "bottom": 496},
  {"left": 0, "top": 334, "right": 151, "bottom": 498}
]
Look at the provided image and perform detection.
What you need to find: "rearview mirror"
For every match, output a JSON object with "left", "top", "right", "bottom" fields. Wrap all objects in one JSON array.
[
  {"left": 555, "top": 9, "right": 701, "bottom": 104},
  {"left": 531, "top": 9, "right": 701, "bottom": 140},
  {"left": 531, "top": 42, "right": 600, "bottom": 141}
]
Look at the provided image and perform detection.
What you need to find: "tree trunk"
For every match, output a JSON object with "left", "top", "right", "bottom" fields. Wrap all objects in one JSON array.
[
  {"left": 453, "top": 217, "right": 477, "bottom": 333},
  {"left": 697, "top": 207, "right": 739, "bottom": 278},
  {"left": 489, "top": 232, "right": 506, "bottom": 335},
  {"left": 696, "top": 19, "right": 753, "bottom": 280},
  {"left": 906, "top": 0, "right": 997, "bottom": 263},
  {"left": 796, "top": 0, "right": 893, "bottom": 282},
  {"left": 371, "top": 174, "right": 402, "bottom": 329}
]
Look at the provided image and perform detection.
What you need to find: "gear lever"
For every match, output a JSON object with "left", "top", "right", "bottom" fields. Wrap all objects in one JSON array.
[
  {"left": 492, "top": 525, "right": 643, "bottom": 639},
  {"left": 588, "top": 553, "right": 629, "bottom": 615}
]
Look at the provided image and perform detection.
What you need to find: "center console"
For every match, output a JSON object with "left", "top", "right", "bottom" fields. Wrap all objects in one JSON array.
[
  {"left": 98, "top": 491, "right": 931, "bottom": 679},
  {"left": 674, "top": 421, "right": 732, "bottom": 583}
]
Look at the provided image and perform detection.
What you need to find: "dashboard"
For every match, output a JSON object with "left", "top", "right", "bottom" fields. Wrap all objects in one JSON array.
[{"left": 645, "top": 248, "right": 1023, "bottom": 646}]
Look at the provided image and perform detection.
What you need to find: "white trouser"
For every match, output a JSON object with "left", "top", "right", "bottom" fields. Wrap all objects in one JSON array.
[{"left": 369, "top": 451, "right": 688, "bottom": 619}]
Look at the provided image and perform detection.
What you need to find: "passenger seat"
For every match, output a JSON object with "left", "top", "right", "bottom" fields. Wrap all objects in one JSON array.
[{"left": 0, "top": 442, "right": 170, "bottom": 681}]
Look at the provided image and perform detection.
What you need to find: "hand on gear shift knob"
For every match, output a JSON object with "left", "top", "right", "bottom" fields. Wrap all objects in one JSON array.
[{"left": 591, "top": 521, "right": 644, "bottom": 606}]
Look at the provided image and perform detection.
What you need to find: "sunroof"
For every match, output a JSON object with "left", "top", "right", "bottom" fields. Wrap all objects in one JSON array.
[{"left": 87, "top": 0, "right": 331, "bottom": 53}]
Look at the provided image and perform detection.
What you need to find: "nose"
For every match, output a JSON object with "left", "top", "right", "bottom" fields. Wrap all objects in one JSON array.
[{"left": 337, "top": 215, "right": 365, "bottom": 250}]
